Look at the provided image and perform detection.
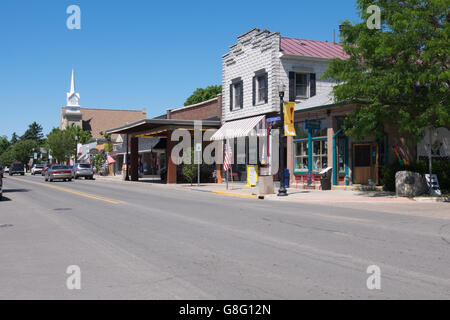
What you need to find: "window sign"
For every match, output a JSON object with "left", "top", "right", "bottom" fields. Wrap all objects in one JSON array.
[{"left": 305, "top": 119, "right": 321, "bottom": 131}]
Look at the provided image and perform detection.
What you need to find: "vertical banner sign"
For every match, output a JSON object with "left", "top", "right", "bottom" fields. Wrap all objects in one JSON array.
[{"left": 284, "top": 102, "right": 296, "bottom": 137}]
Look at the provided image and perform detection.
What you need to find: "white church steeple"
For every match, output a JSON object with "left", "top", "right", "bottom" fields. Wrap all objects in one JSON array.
[{"left": 66, "top": 69, "right": 80, "bottom": 107}]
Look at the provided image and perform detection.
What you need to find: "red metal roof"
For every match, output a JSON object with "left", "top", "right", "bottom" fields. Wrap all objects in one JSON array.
[{"left": 281, "top": 37, "right": 349, "bottom": 60}]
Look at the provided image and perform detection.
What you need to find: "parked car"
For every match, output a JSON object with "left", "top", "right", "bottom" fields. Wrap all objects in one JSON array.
[
  {"left": 42, "top": 164, "right": 51, "bottom": 176},
  {"left": 31, "top": 164, "right": 45, "bottom": 175},
  {"left": 45, "top": 165, "right": 72, "bottom": 182},
  {"left": 72, "top": 163, "right": 94, "bottom": 180},
  {"left": 9, "top": 162, "right": 25, "bottom": 176},
  {"left": 4, "top": 166, "right": 9, "bottom": 174}
]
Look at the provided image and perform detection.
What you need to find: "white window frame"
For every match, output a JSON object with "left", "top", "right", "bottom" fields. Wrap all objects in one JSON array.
[
  {"left": 295, "top": 73, "right": 310, "bottom": 100},
  {"left": 256, "top": 74, "right": 267, "bottom": 104},
  {"left": 232, "top": 82, "right": 243, "bottom": 110}
]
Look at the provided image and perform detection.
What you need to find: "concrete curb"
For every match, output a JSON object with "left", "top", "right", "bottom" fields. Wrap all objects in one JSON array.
[
  {"left": 211, "top": 191, "right": 259, "bottom": 199},
  {"left": 182, "top": 187, "right": 260, "bottom": 199},
  {"left": 413, "top": 197, "right": 450, "bottom": 203}
]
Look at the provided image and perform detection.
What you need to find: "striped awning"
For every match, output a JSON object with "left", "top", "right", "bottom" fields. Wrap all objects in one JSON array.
[{"left": 210, "top": 115, "right": 265, "bottom": 141}]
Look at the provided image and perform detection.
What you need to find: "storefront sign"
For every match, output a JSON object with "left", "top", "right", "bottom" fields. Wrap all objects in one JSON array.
[
  {"left": 305, "top": 119, "right": 321, "bottom": 131},
  {"left": 284, "top": 102, "right": 296, "bottom": 137},
  {"left": 417, "top": 128, "right": 449, "bottom": 161}
]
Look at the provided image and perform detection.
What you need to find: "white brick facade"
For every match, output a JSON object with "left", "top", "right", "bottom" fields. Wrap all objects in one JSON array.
[
  {"left": 222, "top": 28, "right": 336, "bottom": 123},
  {"left": 222, "top": 29, "right": 280, "bottom": 122}
]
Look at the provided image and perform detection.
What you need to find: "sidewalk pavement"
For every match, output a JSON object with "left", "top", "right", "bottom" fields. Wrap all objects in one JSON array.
[
  {"left": 93, "top": 175, "right": 449, "bottom": 203},
  {"left": 180, "top": 183, "right": 419, "bottom": 203}
]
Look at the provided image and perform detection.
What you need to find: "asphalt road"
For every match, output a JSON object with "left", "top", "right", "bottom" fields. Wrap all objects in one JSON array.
[{"left": 1, "top": 174, "right": 449, "bottom": 299}]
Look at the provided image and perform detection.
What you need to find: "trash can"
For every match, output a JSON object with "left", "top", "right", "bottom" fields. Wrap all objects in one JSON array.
[
  {"left": 320, "top": 168, "right": 332, "bottom": 190},
  {"left": 284, "top": 168, "right": 290, "bottom": 188}
]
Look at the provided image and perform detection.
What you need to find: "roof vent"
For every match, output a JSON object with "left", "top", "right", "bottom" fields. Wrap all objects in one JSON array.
[{"left": 299, "top": 41, "right": 307, "bottom": 46}]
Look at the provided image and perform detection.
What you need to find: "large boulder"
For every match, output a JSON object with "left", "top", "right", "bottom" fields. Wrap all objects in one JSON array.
[{"left": 395, "top": 171, "right": 427, "bottom": 197}]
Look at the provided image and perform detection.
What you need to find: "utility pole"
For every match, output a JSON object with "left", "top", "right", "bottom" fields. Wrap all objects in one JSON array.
[{"left": 125, "top": 133, "right": 130, "bottom": 181}]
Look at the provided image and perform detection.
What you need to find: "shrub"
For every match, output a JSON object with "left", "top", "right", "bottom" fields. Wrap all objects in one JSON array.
[
  {"left": 182, "top": 148, "right": 197, "bottom": 185},
  {"left": 381, "top": 160, "right": 450, "bottom": 193}
]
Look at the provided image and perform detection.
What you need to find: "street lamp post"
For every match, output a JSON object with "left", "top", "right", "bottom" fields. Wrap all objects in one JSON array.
[
  {"left": 278, "top": 82, "right": 288, "bottom": 196},
  {"left": 74, "top": 136, "right": 78, "bottom": 165}
]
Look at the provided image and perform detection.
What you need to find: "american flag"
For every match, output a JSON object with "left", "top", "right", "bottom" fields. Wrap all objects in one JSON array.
[{"left": 223, "top": 141, "right": 232, "bottom": 172}]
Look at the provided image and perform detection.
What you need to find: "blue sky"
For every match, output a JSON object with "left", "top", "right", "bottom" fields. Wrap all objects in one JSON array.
[{"left": 0, "top": 0, "right": 360, "bottom": 139}]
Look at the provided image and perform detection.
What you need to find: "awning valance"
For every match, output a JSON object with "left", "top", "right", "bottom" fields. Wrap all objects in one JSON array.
[{"left": 210, "top": 115, "right": 266, "bottom": 141}]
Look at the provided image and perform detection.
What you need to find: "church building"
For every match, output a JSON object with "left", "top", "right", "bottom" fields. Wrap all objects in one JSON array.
[{"left": 59, "top": 70, "right": 147, "bottom": 142}]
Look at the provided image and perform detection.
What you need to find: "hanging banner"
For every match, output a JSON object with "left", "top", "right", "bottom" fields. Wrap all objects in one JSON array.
[{"left": 284, "top": 102, "right": 296, "bottom": 136}]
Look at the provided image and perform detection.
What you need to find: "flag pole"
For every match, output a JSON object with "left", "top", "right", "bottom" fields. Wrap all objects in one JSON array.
[
  {"left": 225, "top": 140, "right": 229, "bottom": 190},
  {"left": 225, "top": 167, "right": 229, "bottom": 190}
]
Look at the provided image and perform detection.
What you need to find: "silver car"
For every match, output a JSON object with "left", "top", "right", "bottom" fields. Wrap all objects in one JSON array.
[
  {"left": 45, "top": 165, "right": 73, "bottom": 182},
  {"left": 72, "top": 163, "right": 94, "bottom": 180}
]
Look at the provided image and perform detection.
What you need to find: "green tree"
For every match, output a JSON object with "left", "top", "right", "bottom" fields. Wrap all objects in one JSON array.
[
  {"left": 0, "top": 136, "right": 11, "bottom": 155},
  {"left": 10, "top": 132, "right": 19, "bottom": 145},
  {"left": 184, "top": 85, "right": 222, "bottom": 106},
  {"left": 91, "top": 153, "right": 106, "bottom": 173},
  {"left": 46, "top": 126, "right": 91, "bottom": 163},
  {"left": 46, "top": 128, "right": 72, "bottom": 163},
  {"left": 99, "top": 131, "right": 113, "bottom": 153},
  {"left": 66, "top": 125, "right": 92, "bottom": 145},
  {"left": 21, "top": 122, "right": 44, "bottom": 145},
  {"left": 10, "top": 140, "right": 38, "bottom": 165},
  {"left": 323, "top": 0, "right": 449, "bottom": 146},
  {"left": 0, "top": 148, "right": 14, "bottom": 166}
]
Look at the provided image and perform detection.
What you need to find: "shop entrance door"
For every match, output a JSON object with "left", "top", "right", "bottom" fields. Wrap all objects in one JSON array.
[{"left": 353, "top": 144, "right": 372, "bottom": 184}]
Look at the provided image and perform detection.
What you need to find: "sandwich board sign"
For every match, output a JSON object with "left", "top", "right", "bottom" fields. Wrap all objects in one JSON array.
[
  {"left": 425, "top": 174, "right": 441, "bottom": 196},
  {"left": 246, "top": 165, "right": 258, "bottom": 187}
]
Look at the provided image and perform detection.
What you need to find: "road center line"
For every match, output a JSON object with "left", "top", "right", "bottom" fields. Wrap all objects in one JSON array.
[{"left": 8, "top": 177, "right": 125, "bottom": 205}]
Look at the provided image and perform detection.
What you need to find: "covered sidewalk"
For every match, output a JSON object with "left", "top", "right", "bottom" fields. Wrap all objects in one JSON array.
[{"left": 106, "top": 119, "right": 221, "bottom": 183}]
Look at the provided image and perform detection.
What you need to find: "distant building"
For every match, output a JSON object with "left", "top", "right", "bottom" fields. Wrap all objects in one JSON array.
[{"left": 59, "top": 70, "right": 147, "bottom": 142}]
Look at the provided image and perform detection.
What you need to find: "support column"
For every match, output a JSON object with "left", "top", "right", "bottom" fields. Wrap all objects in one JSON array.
[
  {"left": 327, "top": 115, "right": 334, "bottom": 175},
  {"left": 216, "top": 164, "right": 222, "bottom": 184},
  {"left": 286, "top": 136, "right": 294, "bottom": 184},
  {"left": 166, "top": 132, "right": 177, "bottom": 184},
  {"left": 130, "top": 137, "right": 139, "bottom": 181}
]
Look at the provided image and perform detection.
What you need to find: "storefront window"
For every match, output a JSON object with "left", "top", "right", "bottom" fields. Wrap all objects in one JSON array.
[
  {"left": 294, "top": 141, "right": 308, "bottom": 171},
  {"left": 312, "top": 140, "right": 328, "bottom": 171},
  {"left": 294, "top": 119, "right": 328, "bottom": 173},
  {"left": 294, "top": 121, "right": 308, "bottom": 139},
  {"left": 337, "top": 137, "right": 346, "bottom": 173}
]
